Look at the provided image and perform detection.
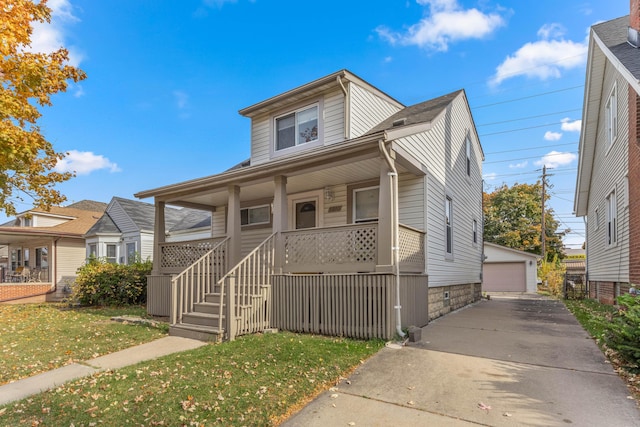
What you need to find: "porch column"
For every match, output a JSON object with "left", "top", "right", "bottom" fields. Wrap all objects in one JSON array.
[
  {"left": 152, "top": 200, "right": 165, "bottom": 275},
  {"left": 377, "top": 160, "right": 394, "bottom": 272},
  {"left": 273, "top": 175, "right": 288, "bottom": 273},
  {"left": 227, "top": 185, "right": 241, "bottom": 267}
]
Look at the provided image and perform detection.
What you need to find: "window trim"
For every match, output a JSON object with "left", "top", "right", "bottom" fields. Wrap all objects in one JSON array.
[
  {"left": 594, "top": 206, "right": 599, "bottom": 230},
  {"left": 125, "top": 242, "right": 137, "bottom": 265},
  {"left": 352, "top": 185, "right": 380, "bottom": 223},
  {"left": 605, "top": 82, "right": 618, "bottom": 148},
  {"left": 346, "top": 180, "right": 379, "bottom": 224},
  {"left": 106, "top": 243, "right": 117, "bottom": 264},
  {"left": 240, "top": 204, "right": 271, "bottom": 227},
  {"left": 472, "top": 219, "right": 478, "bottom": 245},
  {"left": 465, "top": 136, "right": 472, "bottom": 177},
  {"left": 606, "top": 190, "right": 617, "bottom": 247},
  {"left": 445, "top": 196, "right": 453, "bottom": 258},
  {"left": 271, "top": 99, "right": 324, "bottom": 159}
]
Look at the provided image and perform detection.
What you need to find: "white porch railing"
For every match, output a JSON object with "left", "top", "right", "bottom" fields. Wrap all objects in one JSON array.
[
  {"left": 281, "top": 223, "right": 378, "bottom": 273},
  {"left": 218, "top": 233, "right": 276, "bottom": 341},
  {"left": 160, "top": 237, "right": 227, "bottom": 274},
  {"left": 171, "top": 238, "right": 229, "bottom": 325}
]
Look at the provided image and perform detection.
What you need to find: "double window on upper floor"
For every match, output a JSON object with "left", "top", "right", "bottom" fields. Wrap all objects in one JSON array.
[{"left": 275, "top": 104, "right": 319, "bottom": 152}]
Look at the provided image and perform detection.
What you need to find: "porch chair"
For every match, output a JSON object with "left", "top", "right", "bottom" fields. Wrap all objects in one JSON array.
[
  {"left": 21, "top": 267, "right": 31, "bottom": 282},
  {"left": 10, "top": 266, "right": 24, "bottom": 282}
]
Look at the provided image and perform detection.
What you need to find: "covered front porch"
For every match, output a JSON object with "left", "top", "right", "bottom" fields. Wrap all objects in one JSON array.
[{"left": 139, "top": 138, "right": 429, "bottom": 340}]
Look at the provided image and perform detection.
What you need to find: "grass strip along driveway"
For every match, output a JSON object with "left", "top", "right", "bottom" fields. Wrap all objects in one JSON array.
[{"left": 0, "top": 304, "right": 167, "bottom": 385}]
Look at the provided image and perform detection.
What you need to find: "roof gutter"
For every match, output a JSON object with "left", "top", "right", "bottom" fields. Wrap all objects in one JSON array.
[
  {"left": 337, "top": 75, "right": 350, "bottom": 140},
  {"left": 378, "top": 138, "right": 405, "bottom": 339}
]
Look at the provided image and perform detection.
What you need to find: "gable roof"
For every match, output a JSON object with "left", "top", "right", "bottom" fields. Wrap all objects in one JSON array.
[
  {"left": 574, "top": 15, "right": 640, "bottom": 216},
  {"left": 86, "top": 197, "right": 211, "bottom": 236}
]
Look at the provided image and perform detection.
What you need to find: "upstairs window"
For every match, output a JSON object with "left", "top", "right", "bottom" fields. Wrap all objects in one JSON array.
[
  {"left": 276, "top": 105, "right": 318, "bottom": 151},
  {"left": 472, "top": 219, "right": 478, "bottom": 244},
  {"left": 445, "top": 196, "right": 453, "bottom": 255},
  {"left": 465, "top": 137, "right": 471, "bottom": 176},
  {"left": 605, "top": 83, "right": 618, "bottom": 146}
]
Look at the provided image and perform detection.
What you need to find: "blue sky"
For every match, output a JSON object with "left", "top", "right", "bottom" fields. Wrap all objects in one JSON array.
[{"left": 6, "top": 0, "right": 631, "bottom": 248}]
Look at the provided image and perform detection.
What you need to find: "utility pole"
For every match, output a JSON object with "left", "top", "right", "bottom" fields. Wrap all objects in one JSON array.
[{"left": 541, "top": 166, "right": 549, "bottom": 261}]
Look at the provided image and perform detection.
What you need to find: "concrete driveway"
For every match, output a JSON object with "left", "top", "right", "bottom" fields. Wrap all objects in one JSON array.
[{"left": 283, "top": 295, "right": 640, "bottom": 426}]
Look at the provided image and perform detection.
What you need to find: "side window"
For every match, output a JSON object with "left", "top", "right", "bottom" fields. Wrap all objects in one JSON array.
[
  {"left": 445, "top": 196, "right": 453, "bottom": 256},
  {"left": 465, "top": 136, "right": 471, "bottom": 177},
  {"left": 606, "top": 190, "right": 617, "bottom": 246},
  {"left": 240, "top": 205, "right": 271, "bottom": 226},
  {"left": 472, "top": 219, "right": 477, "bottom": 244},
  {"left": 106, "top": 244, "right": 117, "bottom": 264},
  {"left": 605, "top": 83, "right": 618, "bottom": 147},
  {"left": 275, "top": 105, "right": 318, "bottom": 151},
  {"left": 126, "top": 242, "right": 136, "bottom": 265},
  {"left": 353, "top": 186, "right": 379, "bottom": 223}
]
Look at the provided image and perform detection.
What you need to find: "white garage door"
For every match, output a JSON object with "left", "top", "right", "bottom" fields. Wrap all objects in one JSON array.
[{"left": 484, "top": 262, "right": 526, "bottom": 292}]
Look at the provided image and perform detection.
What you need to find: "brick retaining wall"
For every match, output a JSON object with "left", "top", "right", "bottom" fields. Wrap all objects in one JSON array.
[{"left": 0, "top": 284, "right": 53, "bottom": 302}]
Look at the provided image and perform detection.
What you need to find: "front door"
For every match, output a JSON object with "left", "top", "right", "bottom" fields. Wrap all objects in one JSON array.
[{"left": 295, "top": 200, "right": 317, "bottom": 229}]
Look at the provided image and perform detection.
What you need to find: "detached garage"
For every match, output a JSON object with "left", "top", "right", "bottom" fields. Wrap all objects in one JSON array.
[{"left": 483, "top": 243, "right": 540, "bottom": 293}]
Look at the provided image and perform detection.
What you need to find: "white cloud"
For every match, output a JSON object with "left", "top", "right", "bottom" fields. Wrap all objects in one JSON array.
[
  {"left": 534, "top": 151, "right": 577, "bottom": 169},
  {"left": 203, "top": 0, "right": 238, "bottom": 8},
  {"left": 490, "top": 24, "right": 587, "bottom": 86},
  {"left": 55, "top": 150, "right": 121, "bottom": 176},
  {"left": 173, "top": 90, "right": 189, "bottom": 109},
  {"left": 483, "top": 172, "right": 498, "bottom": 181},
  {"left": 544, "top": 131, "right": 562, "bottom": 141},
  {"left": 561, "top": 118, "right": 582, "bottom": 132},
  {"left": 376, "top": 0, "right": 505, "bottom": 52},
  {"left": 29, "top": 0, "right": 83, "bottom": 67},
  {"left": 509, "top": 161, "right": 528, "bottom": 169}
]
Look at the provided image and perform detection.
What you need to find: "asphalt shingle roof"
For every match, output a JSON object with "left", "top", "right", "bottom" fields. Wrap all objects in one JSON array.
[{"left": 593, "top": 15, "right": 640, "bottom": 82}]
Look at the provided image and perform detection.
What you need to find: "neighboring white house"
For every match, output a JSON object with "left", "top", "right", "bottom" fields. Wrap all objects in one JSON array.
[
  {"left": 136, "top": 69, "right": 485, "bottom": 341},
  {"left": 483, "top": 243, "right": 539, "bottom": 293},
  {"left": 574, "top": 7, "right": 640, "bottom": 304},
  {"left": 85, "top": 197, "right": 211, "bottom": 264}
]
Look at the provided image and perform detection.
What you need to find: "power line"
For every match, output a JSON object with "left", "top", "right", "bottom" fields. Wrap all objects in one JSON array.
[
  {"left": 477, "top": 109, "right": 582, "bottom": 127},
  {"left": 484, "top": 141, "right": 577, "bottom": 155},
  {"left": 484, "top": 151, "right": 578, "bottom": 165},
  {"left": 472, "top": 85, "right": 584, "bottom": 109}
]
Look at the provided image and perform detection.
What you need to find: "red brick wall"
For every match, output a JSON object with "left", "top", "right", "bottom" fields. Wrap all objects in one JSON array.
[
  {"left": 0, "top": 284, "right": 52, "bottom": 302},
  {"left": 632, "top": 0, "right": 640, "bottom": 31},
  {"left": 629, "top": 86, "right": 640, "bottom": 284}
]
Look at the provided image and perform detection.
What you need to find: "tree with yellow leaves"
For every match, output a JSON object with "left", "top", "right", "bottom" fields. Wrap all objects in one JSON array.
[{"left": 0, "top": 0, "right": 86, "bottom": 216}]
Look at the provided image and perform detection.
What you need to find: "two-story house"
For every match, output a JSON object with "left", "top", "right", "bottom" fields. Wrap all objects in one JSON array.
[
  {"left": 136, "top": 70, "right": 484, "bottom": 341},
  {"left": 574, "top": 4, "right": 640, "bottom": 304}
]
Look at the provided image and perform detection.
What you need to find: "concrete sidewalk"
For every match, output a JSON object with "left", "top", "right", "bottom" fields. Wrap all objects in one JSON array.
[
  {"left": 0, "top": 336, "right": 206, "bottom": 406},
  {"left": 283, "top": 296, "right": 640, "bottom": 427}
]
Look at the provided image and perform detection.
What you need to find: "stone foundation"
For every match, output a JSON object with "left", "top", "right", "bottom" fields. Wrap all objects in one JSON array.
[{"left": 428, "top": 283, "right": 481, "bottom": 321}]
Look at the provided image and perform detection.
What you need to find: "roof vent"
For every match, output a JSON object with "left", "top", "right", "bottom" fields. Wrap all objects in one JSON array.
[
  {"left": 629, "top": 26, "right": 640, "bottom": 48},
  {"left": 392, "top": 118, "right": 406, "bottom": 127}
]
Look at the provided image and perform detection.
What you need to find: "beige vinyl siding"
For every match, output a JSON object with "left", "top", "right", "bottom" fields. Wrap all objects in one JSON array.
[
  {"left": 398, "top": 174, "right": 425, "bottom": 230},
  {"left": 54, "top": 239, "right": 86, "bottom": 285},
  {"left": 349, "top": 83, "right": 402, "bottom": 138},
  {"left": 323, "top": 89, "right": 345, "bottom": 146},
  {"left": 395, "top": 93, "right": 483, "bottom": 287},
  {"left": 108, "top": 200, "right": 138, "bottom": 233},
  {"left": 140, "top": 232, "right": 154, "bottom": 261},
  {"left": 241, "top": 227, "right": 272, "bottom": 256},
  {"left": 250, "top": 115, "right": 271, "bottom": 165},
  {"left": 33, "top": 215, "right": 68, "bottom": 227},
  {"left": 586, "top": 66, "right": 629, "bottom": 283},
  {"left": 212, "top": 210, "right": 226, "bottom": 237},
  {"left": 323, "top": 184, "right": 348, "bottom": 227}
]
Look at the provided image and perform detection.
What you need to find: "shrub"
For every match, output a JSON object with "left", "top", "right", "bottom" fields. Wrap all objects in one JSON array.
[
  {"left": 538, "top": 255, "right": 566, "bottom": 296},
  {"left": 605, "top": 294, "right": 640, "bottom": 372},
  {"left": 73, "top": 258, "right": 152, "bottom": 306}
]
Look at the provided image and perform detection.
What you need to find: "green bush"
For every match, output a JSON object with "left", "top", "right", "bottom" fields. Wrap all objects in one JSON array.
[
  {"left": 605, "top": 294, "right": 640, "bottom": 372},
  {"left": 73, "top": 258, "right": 152, "bottom": 306}
]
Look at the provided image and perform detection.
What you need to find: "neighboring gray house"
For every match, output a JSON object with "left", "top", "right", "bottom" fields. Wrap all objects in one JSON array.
[
  {"left": 85, "top": 197, "right": 211, "bottom": 264},
  {"left": 574, "top": 6, "right": 640, "bottom": 305},
  {"left": 136, "top": 70, "right": 485, "bottom": 341},
  {"left": 483, "top": 243, "right": 539, "bottom": 293}
]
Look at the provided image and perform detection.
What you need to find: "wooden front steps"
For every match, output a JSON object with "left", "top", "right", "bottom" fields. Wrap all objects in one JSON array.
[{"left": 169, "top": 293, "right": 225, "bottom": 342}]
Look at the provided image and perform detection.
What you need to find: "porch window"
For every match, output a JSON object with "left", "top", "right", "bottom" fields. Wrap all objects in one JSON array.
[
  {"left": 241, "top": 205, "right": 270, "bottom": 226},
  {"left": 606, "top": 83, "right": 617, "bottom": 146},
  {"left": 607, "top": 190, "right": 617, "bottom": 246},
  {"left": 106, "top": 244, "right": 117, "bottom": 264},
  {"left": 354, "top": 186, "right": 379, "bottom": 223},
  {"left": 126, "top": 242, "right": 137, "bottom": 264},
  {"left": 275, "top": 105, "right": 318, "bottom": 151},
  {"left": 445, "top": 196, "right": 453, "bottom": 255}
]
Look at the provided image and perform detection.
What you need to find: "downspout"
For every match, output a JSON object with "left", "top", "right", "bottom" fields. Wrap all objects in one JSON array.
[
  {"left": 337, "top": 75, "right": 350, "bottom": 140},
  {"left": 378, "top": 139, "right": 405, "bottom": 338},
  {"left": 583, "top": 216, "right": 589, "bottom": 296}
]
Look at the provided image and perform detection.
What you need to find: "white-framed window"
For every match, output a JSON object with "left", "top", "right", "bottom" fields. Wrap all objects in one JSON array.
[
  {"left": 472, "top": 219, "right": 478, "bottom": 244},
  {"left": 275, "top": 104, "right": 318, "bottom": 151},
  {"left": 465, "top": 136, "right": 471, "bottom": 177},
  {"left": 106, "top": 244, "right": 117, "bottom": 264},
  {"left": 606, "top": 83, "right": 618, "bottom": 146},
  {"left": 445, "top": 196, "right": 453, "bottom": 255},
  {"left": 241, "top": 205, "right": 271, "bottom": 226},
  {"left": 594, "top": 207, "right": 599, "bottom": 230},
  {"left": 606, "top": 190, "right": 617, "bottom": 246},
  {"left": 88, "top": 244, "right": 97, "bottom": 258},
  {"left": 353, "top": 186, "right": 379, "bottom": 223},
  {"left": 126, "top": 242, "right": 137, "bottom": 265}
]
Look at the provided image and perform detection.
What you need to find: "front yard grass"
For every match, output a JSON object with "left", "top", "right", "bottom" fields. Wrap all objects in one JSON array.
[
  {"left": 0, "top": 331, "right": 384, "bottom": 426},
  {"left": 0, "top": 303, "right": 168, "bottom": 385}
]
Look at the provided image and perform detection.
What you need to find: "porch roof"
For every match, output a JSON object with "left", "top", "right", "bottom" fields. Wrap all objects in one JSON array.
[{"left": 135, "top": 131, "right": 425, "bottom": 209}]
